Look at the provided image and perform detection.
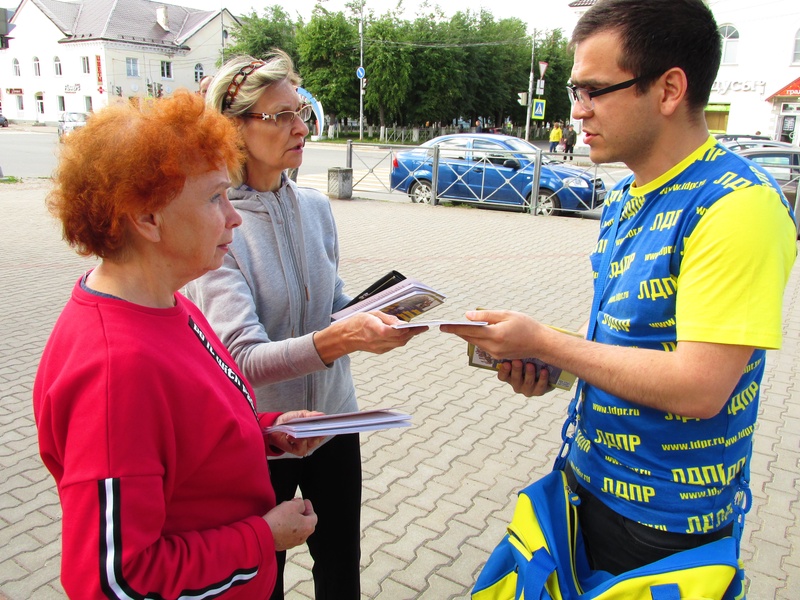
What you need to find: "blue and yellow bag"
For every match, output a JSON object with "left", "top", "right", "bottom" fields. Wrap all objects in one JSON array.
[{"left": 471, "top": 469, "right": 745, "bottom": 600}]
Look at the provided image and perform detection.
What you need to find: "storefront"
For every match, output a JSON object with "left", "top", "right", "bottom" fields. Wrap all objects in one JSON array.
[{"left": 766, "top": 77, "right": 800, "bottom": 144}]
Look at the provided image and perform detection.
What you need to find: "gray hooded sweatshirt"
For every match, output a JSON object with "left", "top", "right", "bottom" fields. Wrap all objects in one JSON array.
[{"left": 185, "top": 178, "right": 358, "bottom": 419}]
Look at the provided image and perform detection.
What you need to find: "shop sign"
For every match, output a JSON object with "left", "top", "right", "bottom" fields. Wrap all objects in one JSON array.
[
  {"left": 96, "top": 55, "right": 103, "bottom": 85},
  {"left": 712, "top": 80, "right": 767, "bottom": 95},
  {"left": 64, "top": 84, "right": 80, "bottom": 93},
  {"left": 769, "top": 77, "right": 800, "bottom": 99},
  {"left": 5, "top": 88, "right": 23, "bottom": 94}
]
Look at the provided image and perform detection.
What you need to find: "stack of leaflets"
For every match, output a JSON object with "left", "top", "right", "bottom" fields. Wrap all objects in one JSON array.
[
  {"left": 466, "top": 324, "right": 581, "bottom": 391},
  {"left": 332, "top": 271, "right": 446, "bottom": 322},
  {"left": 265, "top": 408, "right": 412, "bottom": 438},
  {"left": 467, "top": 342, "right": 578, "bottom": 391}
]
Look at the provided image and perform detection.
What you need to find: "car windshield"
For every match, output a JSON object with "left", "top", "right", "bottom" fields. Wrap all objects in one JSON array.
[{"left": 63, "top": 113, "right": 88, "bottom": 122}]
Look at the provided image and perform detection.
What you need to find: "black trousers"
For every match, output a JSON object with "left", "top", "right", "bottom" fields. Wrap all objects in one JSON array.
[
  {"left": 565, "top": 465, "right": 733, "bottom": 575},
  {"left": 268, "top": 433, "right": 362, "bottom": 600}
]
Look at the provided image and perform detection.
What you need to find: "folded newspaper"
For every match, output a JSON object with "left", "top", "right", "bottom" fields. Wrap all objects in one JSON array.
[{"left": 265, "top": 408, "right": 412, "bottom": 438}]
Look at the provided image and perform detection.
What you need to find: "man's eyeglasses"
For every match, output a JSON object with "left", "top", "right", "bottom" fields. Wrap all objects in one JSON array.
[
  {"left": 223, "top": 61, "right": 265, "bottom": 110},
  {"left": 566, "top": 73, "right": 657, "bottom": 111},
  {"left": 242, "top": 104, "right": 313, "bottom": 127}
]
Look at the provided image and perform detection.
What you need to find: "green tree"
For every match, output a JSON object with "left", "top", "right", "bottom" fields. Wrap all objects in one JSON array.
[
  {"left": 225, "top": 5, "right": 299, "bottom": 64},
  {"left": 534, "top": 29, "right": 573, "bottom": 126},
  {"left": 363, "top": 15, "right": 412, "bottom": 127},
  {"left": 404, "top": 11, "right": 469, "bottom": 126},
  {"left": 296, "top": 8, "right": 360, "bottom": 126}
]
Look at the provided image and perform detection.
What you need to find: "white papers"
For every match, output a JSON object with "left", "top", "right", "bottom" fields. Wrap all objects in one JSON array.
[
  {"left": 391, "top": 320, "right": 488, "bottom": 329},
  {"left": 265, "top": 408, "right": 412, "bottom": 438}
]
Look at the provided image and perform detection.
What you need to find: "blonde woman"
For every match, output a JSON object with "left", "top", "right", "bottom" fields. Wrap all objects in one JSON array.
[{"left": 185, "top": 51, "right": 423, "bottom": 599}]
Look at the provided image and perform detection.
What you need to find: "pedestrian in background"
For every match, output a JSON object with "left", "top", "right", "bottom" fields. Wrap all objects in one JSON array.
[
  {"left": 188, "top": 50, "right": 424, "bottom": 600},
  {"left": 34, "top": 90, "right": 322, "bottom": 599},
  {"left": 563, "top": 123, "right": 577, "bottom": 160},
  {"left": 198, "top": 74, "right": 212, "bottom": 98},
  {"left": 549, "top": 121, "right": 563, "bottom": 152},
  {"left": 445, "top": 0, "right": 795, "bottom": 584}
]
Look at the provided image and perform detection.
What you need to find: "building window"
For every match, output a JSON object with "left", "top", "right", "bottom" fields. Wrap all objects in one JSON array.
[
  {"left": 194, "top": 63, "right": 204, "bottom": 82},
  {"left": 58, "top": 95, "right": 65, "bottom": 111},
  {"left": 36, "top": 93, "right": 44, "bottom": 114},
  {"left": 33, "top": 56, "right": 41, "bottom": 76},
  {"left": 54, "top": 56, "right": 62, "bottom": 76},
  {"left": 794, "top": 29, "right": 800, "bottom": 63},
  {"left": 16, "top": 95, "right": 23, "bottom": 110},
  {"left": 13, "top": 58, "right": 20, "bottom": 76},
  {"left": 81, "top": 56, "right": 90, "bottom": 74},
  {"left": 85, "top": 96, "right": 93, "bottom": 112},
  {"left": 126, "top": 57, "right": 139, "bottom": 77},
  {"left": 160, "top": 61, "right": 172, "bottom": 79},
  {"left": 719, "top": 25, "right": 739, "bottom": 65}
]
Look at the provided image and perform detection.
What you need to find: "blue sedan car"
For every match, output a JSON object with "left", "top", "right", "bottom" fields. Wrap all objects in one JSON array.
[{"left": 390, "top": 133, "right": 605, "bottom": 215}]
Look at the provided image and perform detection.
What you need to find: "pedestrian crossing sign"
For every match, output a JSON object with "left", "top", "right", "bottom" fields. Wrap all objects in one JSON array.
[{"left": 532, "top": 99, "right": 546, "bottom": 120}]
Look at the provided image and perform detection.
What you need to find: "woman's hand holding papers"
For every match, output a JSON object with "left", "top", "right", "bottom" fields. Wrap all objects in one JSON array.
[{"left": 268, "top": 410, "right": 326, "bottom": 456}]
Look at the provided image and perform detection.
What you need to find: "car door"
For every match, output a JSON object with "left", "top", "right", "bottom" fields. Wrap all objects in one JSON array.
[
  {"left": 467, "top": 139, "right": 529, "bottom": 205},
  {"left": 433, "top": 138, "right": 471, "bottom": 199},
  {"left": 745, "top": 150, "right": 800, "bottom": 205}
]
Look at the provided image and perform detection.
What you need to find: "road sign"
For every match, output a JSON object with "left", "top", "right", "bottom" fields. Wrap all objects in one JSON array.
[
  {"left": 536, "top": 79, "right": 545, "bottom": 95},
  {"left": 539, "top": 61, "right": 548, "bottom": 79},
  {"left": 532, "top": 98, "right": 546, "bottom": 120},
  {"left": 356, "top": 66, "right": 365, "bottom": 79}
]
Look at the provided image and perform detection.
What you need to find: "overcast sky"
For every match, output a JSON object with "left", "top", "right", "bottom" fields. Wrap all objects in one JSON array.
[{"left": 1, "top": 0, "right": 579, "bottom": 34}]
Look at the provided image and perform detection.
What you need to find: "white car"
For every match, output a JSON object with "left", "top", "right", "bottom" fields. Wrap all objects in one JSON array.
[{"left": 57, "top": 112, "right": 89, "bottom": 141}]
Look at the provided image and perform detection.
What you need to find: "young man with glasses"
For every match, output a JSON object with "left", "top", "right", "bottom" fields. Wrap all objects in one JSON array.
[{"left": 444, "top": 0, "right": 796, "bottom": 581}]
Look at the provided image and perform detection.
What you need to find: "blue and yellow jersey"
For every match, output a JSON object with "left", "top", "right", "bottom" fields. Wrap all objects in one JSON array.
[{"left": 569, "top": 136, "right": 796, "bottom": 534}]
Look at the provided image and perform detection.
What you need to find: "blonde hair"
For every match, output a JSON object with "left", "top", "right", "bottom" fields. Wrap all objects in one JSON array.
[
  {"left": 205, "top": 49, "right": 302, "bottom": 186},
  {"left": 207, "top": 49, "right": 302, "bottom": 117}
]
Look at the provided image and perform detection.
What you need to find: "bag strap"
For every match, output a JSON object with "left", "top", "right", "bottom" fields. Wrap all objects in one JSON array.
[
  {"left": 554, "top": 194, "right": 624, "bottom": 471},
  {"left": 523, "top": 548, "right": 557, "bottom": 600}
]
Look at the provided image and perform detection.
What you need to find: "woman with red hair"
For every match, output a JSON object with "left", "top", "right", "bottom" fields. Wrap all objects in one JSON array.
[{"left": 34, "top": 90, "right": 322, "bottom": 599}]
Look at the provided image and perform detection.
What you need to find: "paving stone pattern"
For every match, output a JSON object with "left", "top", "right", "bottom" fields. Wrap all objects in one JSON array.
[{"left": 1, "top": 180, "right": 798, "bottom": 598}]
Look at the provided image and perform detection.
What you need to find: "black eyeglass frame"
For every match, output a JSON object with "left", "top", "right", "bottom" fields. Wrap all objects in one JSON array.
[
  {"left": 241, "top": 104, "right": 313, "bottom": 127},
  {"left": 566, "top": 72, "right": 662, "bottom": 111}
]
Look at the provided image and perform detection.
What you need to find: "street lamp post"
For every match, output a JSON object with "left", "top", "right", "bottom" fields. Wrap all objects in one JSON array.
[
  {"left": 359, "top": 10, "right": 364, "bottom": 140},
  {"left": 524, "top": 30, "right": 536, "bottom": 141}
]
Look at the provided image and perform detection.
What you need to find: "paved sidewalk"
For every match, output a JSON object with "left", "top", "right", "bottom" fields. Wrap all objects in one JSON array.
[{"left": 1, "top": 179, "right": 799, "bottom": 598}]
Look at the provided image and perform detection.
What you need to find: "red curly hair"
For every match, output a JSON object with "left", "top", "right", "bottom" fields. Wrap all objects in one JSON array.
[{"left": 48, "top": 90, "right": 244, "bottom": 258}]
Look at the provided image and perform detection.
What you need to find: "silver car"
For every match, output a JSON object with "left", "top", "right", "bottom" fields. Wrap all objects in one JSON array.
[
  {"left": 57, "top": 111, "right": 89, "bottom": 141},
  {"left": 736, "top": 146, "right": 800, "bottom": 207}
]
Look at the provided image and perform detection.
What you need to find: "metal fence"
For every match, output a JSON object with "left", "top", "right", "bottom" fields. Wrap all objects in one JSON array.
[{"left": 344, "top": 139, "right": 633, "bottom": 217}]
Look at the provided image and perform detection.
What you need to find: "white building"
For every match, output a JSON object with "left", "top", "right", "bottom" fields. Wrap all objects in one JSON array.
[
  {"left": 0, "top": 0, "right": 238, "bottom": 124},
  {"left": 567, "top": 0, "right": 800, "bottom": 144}
]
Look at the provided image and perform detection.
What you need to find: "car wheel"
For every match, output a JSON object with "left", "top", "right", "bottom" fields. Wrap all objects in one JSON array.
[
  {"left": 534, "top": 188, "right": 561, "bottom": 216},
  {"left": 410, "top": 180, "right": 432, "bottom": 204}
]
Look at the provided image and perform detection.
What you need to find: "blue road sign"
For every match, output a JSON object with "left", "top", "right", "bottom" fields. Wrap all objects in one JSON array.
[
  {"left": 532, "top": 98, "right": 546, "bottom": 120},
  {"left": 356, "top": 66, "right": 365, "bottom": 79}
]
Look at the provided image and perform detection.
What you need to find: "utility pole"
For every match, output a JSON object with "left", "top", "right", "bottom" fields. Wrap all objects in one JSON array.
[
  {"left": 359, "top": 8, "right": 364, "bottom": 140},
  {"left": 524, "top": 30, "right": 536, "bottom": 142}
]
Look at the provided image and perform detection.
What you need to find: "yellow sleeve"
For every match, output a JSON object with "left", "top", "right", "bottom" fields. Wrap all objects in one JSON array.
[{"left": 676, "top": 185, "right": 796, "bottom": 349}]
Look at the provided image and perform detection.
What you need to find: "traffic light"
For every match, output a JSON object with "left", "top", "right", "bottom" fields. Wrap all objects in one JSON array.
[
  {"left": 146, "top": 82, "right": 154, "bottom": 96},
  {"left": 517, "top": 92, "right": 528, "bottom": 106},
  {"left": 156, "top": 83, "right": 163, "bottom": 98}
]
